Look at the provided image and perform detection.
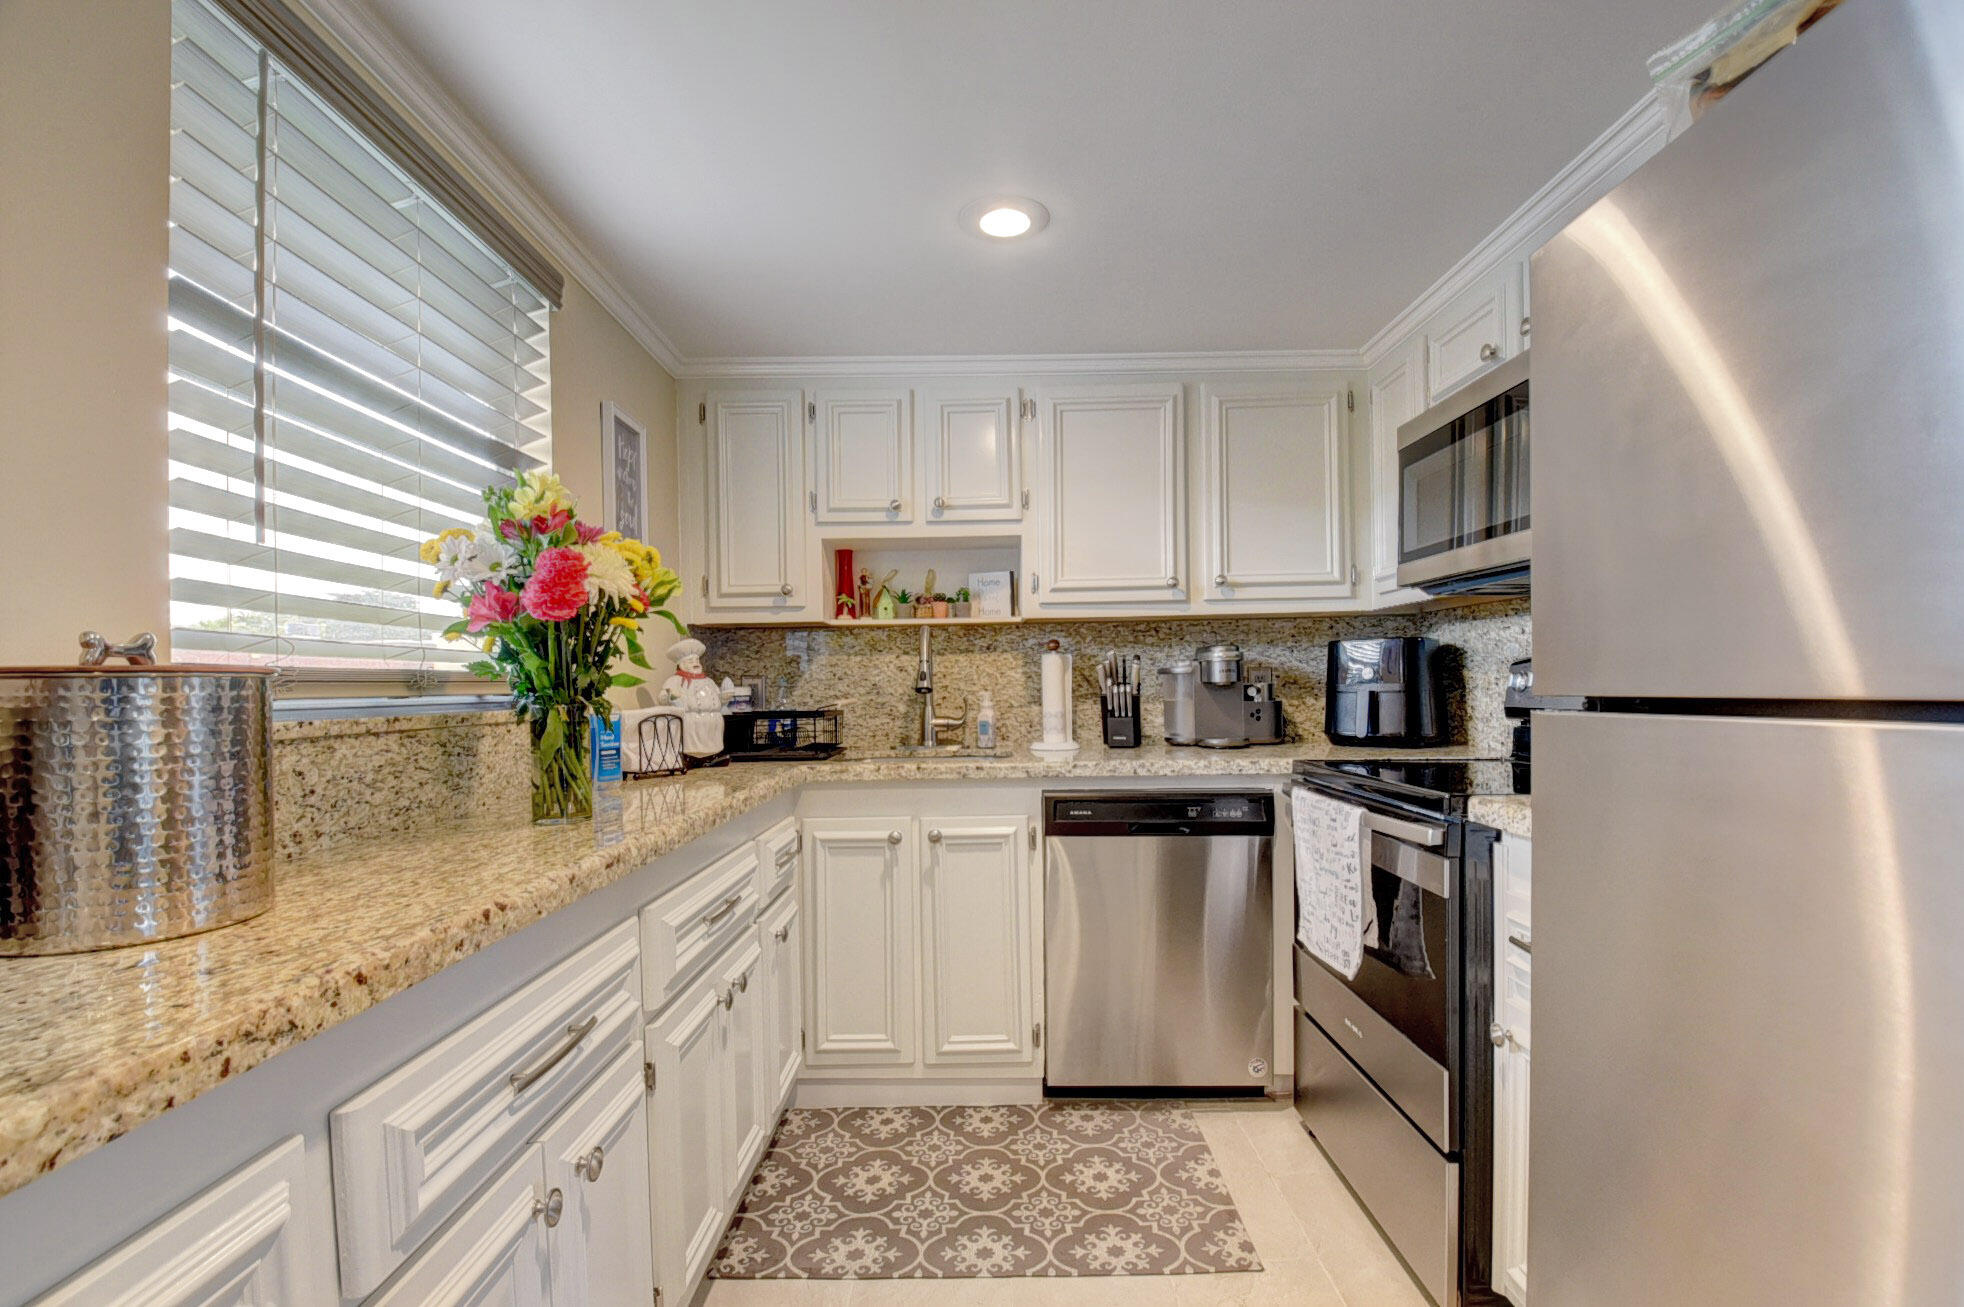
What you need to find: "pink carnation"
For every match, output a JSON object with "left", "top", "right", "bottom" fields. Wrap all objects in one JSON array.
[
  {"left": 521, "top": 547, "right": 588, "bottom": 621},
  {"left": 575, "top": 521, "right": 605, "bottom": 544},
  {"left": 465, "top": 582, "right": 520, "bottom": 632}
]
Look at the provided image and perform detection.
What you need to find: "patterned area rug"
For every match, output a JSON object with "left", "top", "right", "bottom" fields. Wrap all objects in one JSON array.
[{"left": 709, "top": 1102, "right": 1262, "bottom": 1279}]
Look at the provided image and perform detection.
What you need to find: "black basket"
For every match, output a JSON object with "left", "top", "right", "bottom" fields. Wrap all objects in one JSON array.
[{"left": 722, "top": 708, "right": 844, "bottom": 761}]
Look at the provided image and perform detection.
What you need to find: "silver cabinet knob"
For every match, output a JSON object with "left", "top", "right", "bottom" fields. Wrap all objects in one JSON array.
[
  {"left": 1520, "top": 315, "right": 1531, "bottom": 337},
  {"left": 736, "top": 970, "right": 750, "bottom": 993},
  {"left": 1214, "top": 574, "right": 1227, "bottom": 586},
  {"left": 719, "top": 987, "right": 734, "bottom": 1011},
  {"left": 773, "top": 923, "right": 791, "bottom": 943},
  {"left": 887, "top": 498, "right": 902, "bottom": 512},
  {"left": 576, "top": 1146, "right": 605, "bottom": 1182},
  {"left": 1479, "top": 342, "right": 1500, "bottom": 362},
  {"left": 534, "top": 1188, "right": 565, "bottom": 1227},
  {"left": 933, "top": 496, "right": 947, "bottom": 510},
  {"left": 927, "top": 828, "right": 942, "bottom": 843},
  {"left": 886, "top": 830, "right": 902, "bottom": 845},
  {"left": 1166, "top": 576, "right": 1179, "bottom": 588},
  {"left": 779, "top": 583, "right": 792, "bottom": 596}
]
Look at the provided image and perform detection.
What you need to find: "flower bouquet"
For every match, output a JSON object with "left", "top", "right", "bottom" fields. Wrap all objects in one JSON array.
[{"left": 424, "top": 470, "right": 682, "bottom": 823}]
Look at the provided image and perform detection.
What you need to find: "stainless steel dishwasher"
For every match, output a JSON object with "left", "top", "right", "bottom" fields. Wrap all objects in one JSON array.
[{"left": 1044, "top": 791, "right": 1275, "bottom": 1093}]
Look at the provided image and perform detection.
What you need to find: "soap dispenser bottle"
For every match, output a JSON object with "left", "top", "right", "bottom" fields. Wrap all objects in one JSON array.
[{"left": 975, "top": 691, "right": 996, "bottom": 752}]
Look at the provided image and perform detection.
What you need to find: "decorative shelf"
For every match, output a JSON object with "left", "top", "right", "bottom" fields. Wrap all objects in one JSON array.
[{"left": 822, "top": 616, "right": 1022, "bottom": 628}]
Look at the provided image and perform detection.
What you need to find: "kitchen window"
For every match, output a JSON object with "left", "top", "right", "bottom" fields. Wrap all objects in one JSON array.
[{"left": 167, "top": 0, "right": 557, "bottom": 697}]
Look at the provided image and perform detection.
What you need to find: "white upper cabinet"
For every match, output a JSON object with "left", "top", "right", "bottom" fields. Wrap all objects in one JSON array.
[
  {"left": 803, "top": 820, "right": 916, "bottom": 1066},
  {"left": 1367, "top": 340, "right": 1427, "bottom": 604},
  {"left": 814, "top": 390, "right": 912, "bottom": 524},
  {"left": 703, "top": 388, "right": 809, "bottom": 614},
  {"left": 918, "top": 386, "right": 1024, "bottom": 523},
  {"left": 1032, "top": 383, "right": 1185, "bottom": 606},
  {"left": 32, "top": 1138, "right": 313, "bottom": 1306},
  {"left": 1424, "top": 264, "right": 1526, "bottom": 406},
  {"left": 919, "top": 818, "right": 1033, "bottom": 1066},
  {"left": 1197, "top": 382, "right": 1351, "bottom": 605}
]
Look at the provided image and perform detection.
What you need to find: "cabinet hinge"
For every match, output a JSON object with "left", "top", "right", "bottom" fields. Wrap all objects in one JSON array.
[
  {"left": 1028, "top": 823, "right": 1036, "bottom": 852},
  {"left": 1350, "top": 564, "right": 1359, "bottom": 587},
  {"left": 1032, "top": 1022, "right": 1043, "bottom": 1049},
  {"left": 808, "top": 489, "right": 816, "bottom": 514},
  {"left": 808, "top": 400, "right": 816, "bottom": 423},
  {"left": 800, "top": 1028, "right": 807, "bottom": 1052},
  {"left": 1020, "top": 488, "right": 1030, "bottom": 510},
  {"left": 700, "top": 574, "right": 708, "bottom": 597},
  {"left": 1346, "top": 388, "right": 1355, "bottom": 413},
  {"left": 654, "top": 1289, "right": 663, "bottom": 1307},
  {"left": 644, "top": 1060, "right": 656, "bottom": 1091},
  {"left": 698, "top": 401, "right": 706, "bottom": 425}
]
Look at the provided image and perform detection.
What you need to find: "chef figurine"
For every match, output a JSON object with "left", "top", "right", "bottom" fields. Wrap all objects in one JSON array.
[{"left": 659, "top": 638, "right": 725, "bottom": 758}]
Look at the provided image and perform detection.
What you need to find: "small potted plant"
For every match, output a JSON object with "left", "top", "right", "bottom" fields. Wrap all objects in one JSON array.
[
  {"left": 914, "top": 595, "right": 936, "bottom": 619},
  {"left": 952, "top": 586, "right": 972, "bottom": 618},
  {"left": 931, "top": 592, "right": 951, "bottom": 619},
  {"left": 892, "top": 587, "right": 913, "bottom": 619}
]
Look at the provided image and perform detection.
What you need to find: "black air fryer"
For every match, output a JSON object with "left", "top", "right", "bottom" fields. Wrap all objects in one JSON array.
[{"left": 1323, "top": 637, "right": 1446, "bottom": 747}]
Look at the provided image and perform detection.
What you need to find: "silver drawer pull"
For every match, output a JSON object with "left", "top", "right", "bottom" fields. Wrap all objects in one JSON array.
[
  {"left": 773, "top": 923, "right": 791, "bottom": 943},
  {"left": 702, "top": 892, "right": 744, "bottom": 927},
  {"left": 533, "top": 1187, "right": 564, "bottom": 1227},
  {"left": 736, "top": 970, "right": 750, "bottom": 994},
  {"left": 886, "top": 830, "right": 902, "bottom": 845},
  {"left": 1507, "top": 932, "right": 1532, "bottom": 955},
  {"left": 576, "top": 1145, "right": 605, "bottom": 1182},
  {"left": 509, "top": 1017, "right": 599, "bottom": 1094},
  {"left": 1479, "top": 342, "right": 1500, "bottom": 361},
  {"left": 719, "top": 986, "right": 735, "bottom": 1011}
]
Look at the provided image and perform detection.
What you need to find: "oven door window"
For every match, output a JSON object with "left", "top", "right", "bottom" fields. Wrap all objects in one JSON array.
[{"left": 1348, "top": 838, "right": 1451, "bottom": 1067}]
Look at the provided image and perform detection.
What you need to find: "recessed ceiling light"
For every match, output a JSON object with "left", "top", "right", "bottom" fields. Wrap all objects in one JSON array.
[{"left": 959, "top": 196, "right": 1049, "bottom": 241}]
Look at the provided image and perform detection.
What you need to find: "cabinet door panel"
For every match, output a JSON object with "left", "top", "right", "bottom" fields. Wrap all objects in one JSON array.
[
  {"left": 921, "top": 818, "right": 1032, "bottom": 1065},
  {"left": 647, "top": 983, "right": 727, "bottom": 1299},
  {"left": 761, "top": 892, "right": 804, "bottom": 1113},
  {"left": 32, "top": 1138, "right": 310, "bottom": 1307},
  {"left": 1425, "top": 270, "right": 1521, "bottom": 405},
  {"left": 803, "top": 820, "right": 915, "bottom": 1066},
  {"left": 1034, "top": 385, "right": 1184, "bottom": 605},
  {"left": 815, "top": 391, "right": 911, "bottom": 523},
  {"left": 1199, "top": 384, "right": 1349, "bottom": 603},
  {"left": 705, "top": 388, "right": 806, "bottom": 611},
  {"left": 719, "top": 937, "right": 769, "bottom": 1198},
  {"left": 539, "top": 1050, "right": 654, "bottom": 1307},
  {"left": 920, "top": 387, "right": 1021, "bottom": 522},
  {"left": 367, "top": 1152, "right": 550, "bottom": 1307},
  {"left": 1368, "top": 341, "right": 1425, "bottom": 601},
  {"left": 1491, "top": 836, "right": 1532, "bottom": 1305}
]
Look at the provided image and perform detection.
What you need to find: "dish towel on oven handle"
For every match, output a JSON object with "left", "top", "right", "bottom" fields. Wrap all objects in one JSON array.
[{"left": 1292, "top": 785, "right": 1375, "bottom": 980}]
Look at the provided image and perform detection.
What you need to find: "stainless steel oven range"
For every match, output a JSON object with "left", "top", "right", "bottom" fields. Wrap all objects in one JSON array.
[{"left": 1290, "top": 759, "right": 1519, "bottom": 1307}]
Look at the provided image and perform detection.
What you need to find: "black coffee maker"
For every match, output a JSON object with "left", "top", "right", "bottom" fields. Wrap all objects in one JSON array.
[{"left": 1324, "top": 637, "right": 1447, "bottom": 748}]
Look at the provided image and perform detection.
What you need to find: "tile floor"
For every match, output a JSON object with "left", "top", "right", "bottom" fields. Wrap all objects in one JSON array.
[{"left": 698, "top": 1099, "right": 1430, "bottom": 1307}]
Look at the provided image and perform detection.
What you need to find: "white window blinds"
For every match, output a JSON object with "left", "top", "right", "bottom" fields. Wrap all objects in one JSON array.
[{"left": 167, "top": 0, "right": 551, "bottom": 677}]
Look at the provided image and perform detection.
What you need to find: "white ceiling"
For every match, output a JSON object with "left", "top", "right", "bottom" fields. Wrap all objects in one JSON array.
[{"left": 355, "top": 0, "right": 1719, "bottom": 362}]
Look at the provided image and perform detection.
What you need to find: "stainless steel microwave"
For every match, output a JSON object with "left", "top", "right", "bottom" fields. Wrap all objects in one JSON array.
[{"left": 1395, "top": 353, "right": 1530, "bottom": 595}]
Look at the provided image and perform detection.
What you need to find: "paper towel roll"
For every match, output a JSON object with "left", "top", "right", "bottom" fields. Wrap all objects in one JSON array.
[{"left": 1041, "top": 648, "right": 1069, "bottom": 744}]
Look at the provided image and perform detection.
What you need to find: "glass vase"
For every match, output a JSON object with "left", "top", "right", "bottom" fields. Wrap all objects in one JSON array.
[{"left": 530, "top": 701, "right": 593, "bottom": 824}]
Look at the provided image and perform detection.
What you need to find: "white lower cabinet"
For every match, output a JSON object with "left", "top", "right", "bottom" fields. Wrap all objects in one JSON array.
[
  {"left": 718, "top": 936, "right": 770, "bottom": 1204},
  {"left": 31, "top": 1137, "right": 313, "bottom": 1306},
  {"left": 920, "top": 818, "right": 1033, "bottom": 1065},
  {"left": 759, "top": 890, "right": 804, "bottom": 1112},
  {"left": 804, "top": 819, "right": 917, "bottom": 1066},
  {"left": 1491, "top": 834, "right": 1533, "bottom": 1306},
  {"left": 647, "top": 972, "right": 729, "bottom": 1301},
  {"left": 805, "top": 814, "right": 1037, "bottom": 1079},
  {"left": 372, "top": 1049, "right": 653, "bottom": 1307}
]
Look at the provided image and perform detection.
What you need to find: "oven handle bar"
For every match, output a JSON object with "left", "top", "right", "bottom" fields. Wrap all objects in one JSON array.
[{"left": 1359, "top": 810, "right": 1446, "bottom": 848}]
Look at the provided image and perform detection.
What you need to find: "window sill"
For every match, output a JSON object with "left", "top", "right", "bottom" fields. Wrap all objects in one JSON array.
[{"left": 273, "top": 694, "right": 514, "bottom": 727}]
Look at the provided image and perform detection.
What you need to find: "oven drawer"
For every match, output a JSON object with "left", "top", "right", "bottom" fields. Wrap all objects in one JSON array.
[
  {"left": 1295, "top": 944, "right": 1451, "bottom": 1149},
  {"left": 1296, "top": 1004, "right": 1457, "bottom": 1307}
]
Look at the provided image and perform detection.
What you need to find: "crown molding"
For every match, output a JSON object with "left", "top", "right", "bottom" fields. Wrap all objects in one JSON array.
[
  {"left": 1360, "top": 90, "right": 1671, "bottom": 368},
  {"left": 294, "top": 0, "right": 687, "bottom": 376},
  {"left": 675, "top": 348, "right": 1364, "bottom": 381}
]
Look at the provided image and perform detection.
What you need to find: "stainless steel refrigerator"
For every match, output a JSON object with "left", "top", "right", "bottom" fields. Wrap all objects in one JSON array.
[{"left": 1530, "top": 1, "right": 1964, "bottom": 1302}]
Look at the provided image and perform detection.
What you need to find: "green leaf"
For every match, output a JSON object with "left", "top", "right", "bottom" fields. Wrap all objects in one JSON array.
[
  {"left": 609, "top": 673, "right": 645, "bottom": 687},
  {"left": 464, "top": 660, "right": 499, "bottom": 677},
  {"left": 537, "top": 707, "right": 564, "bottom": 759}
]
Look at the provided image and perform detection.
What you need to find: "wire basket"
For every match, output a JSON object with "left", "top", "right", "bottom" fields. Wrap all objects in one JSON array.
[{"left": 722, "top": 708, "right": 844, "bottom": 761}]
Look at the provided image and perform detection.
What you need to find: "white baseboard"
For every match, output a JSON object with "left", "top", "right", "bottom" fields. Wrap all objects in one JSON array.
[{"left": 791, "top": 1078, "right": 1045, "bottom": 1108}]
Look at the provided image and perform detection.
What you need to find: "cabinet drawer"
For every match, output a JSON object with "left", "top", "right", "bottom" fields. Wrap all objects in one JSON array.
[
  {"left": 332, "top": 921, "right": 640, "bottom": 1298},
  {"left": 756, "top": 818, "right": 799, "bottom": 907},
  {"left": 366, "top": 1144, "right": 551, "bottom": 1307},
  {"left": 641, "top": 844, "right": 761, "bottom": 1010}
]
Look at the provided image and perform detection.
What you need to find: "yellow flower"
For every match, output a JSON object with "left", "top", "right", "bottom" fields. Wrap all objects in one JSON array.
[
  {"left": 419, "top": 527, "right": 473, "bottom": 565},
  {"left": 481, "top": 636, "right": 495, "bottom": 653},
  {"left": 610, "top": 616, "right": 639, "bottom": 631},
  {"left": 509, "top": 469, "right": 574, "bottom": 522},
  {"left": 432, "top": 581, "right": 449, "bottom": 598},
  {"left": 442, "top": 629, "right": 461, "bottom": 642}
]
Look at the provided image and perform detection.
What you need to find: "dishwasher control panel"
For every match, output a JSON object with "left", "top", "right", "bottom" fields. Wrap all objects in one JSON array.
[{"left": 1044, "top": 791, "right": 1274, "bottom": 837}]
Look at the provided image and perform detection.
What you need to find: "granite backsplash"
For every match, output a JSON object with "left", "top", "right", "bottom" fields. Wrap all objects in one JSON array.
[
  {"left": 267, "top": 599, "right": 1528, "bottom": 859},
  {"left": 698, "top": 597, "right": 1530, "bottom": 758}
]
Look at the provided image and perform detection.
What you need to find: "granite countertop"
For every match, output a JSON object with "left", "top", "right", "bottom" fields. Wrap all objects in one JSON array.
[
  {"left": 0, "top": 737, "right": 1477, "bottom": 1198},
  {"left": 1468, "top": 794, "right": 1532, "bottom": 841}
]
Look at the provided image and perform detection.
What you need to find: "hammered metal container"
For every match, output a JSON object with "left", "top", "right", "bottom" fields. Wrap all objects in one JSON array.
[{"left": 0, "top": 640, "right": 275, "bottom": 954}]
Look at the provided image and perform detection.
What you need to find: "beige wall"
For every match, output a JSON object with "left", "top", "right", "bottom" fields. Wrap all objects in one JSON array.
[
  {"left": 0, "top": 0, "right": 677, "bottom": 668},
  {"left": 0, "top": 0, "right": 172, "bottom": 665}
]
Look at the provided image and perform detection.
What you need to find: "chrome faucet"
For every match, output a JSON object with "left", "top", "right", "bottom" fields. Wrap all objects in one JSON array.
[{"left": 913, "top": 625, "right": 967, "bottom": 748}]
